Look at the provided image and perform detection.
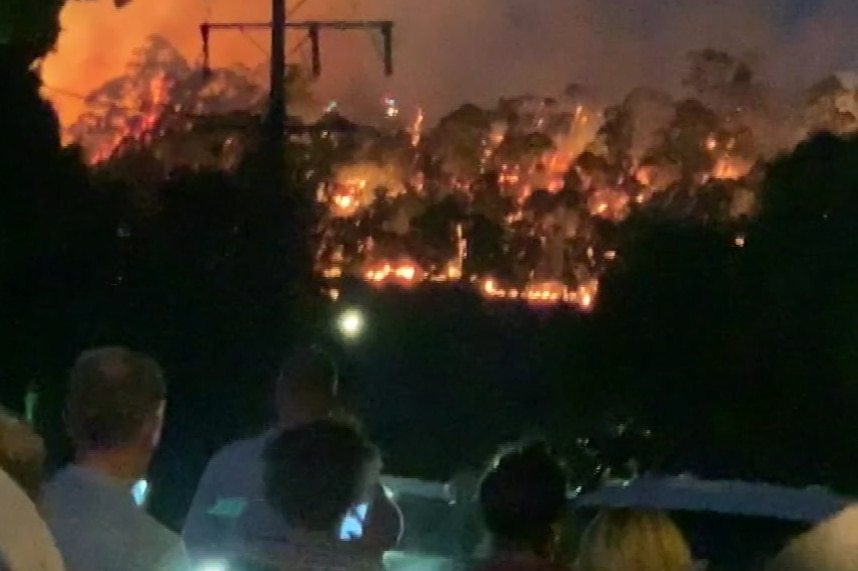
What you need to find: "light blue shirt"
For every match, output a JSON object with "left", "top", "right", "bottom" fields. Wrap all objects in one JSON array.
[
  {"left": 43, "top": 465, "right": 189, "bottom": 571},
  {"left": 183, "top": 430, "right": 373, "bottom": 565},
  {"left": 183, "top": 431, "right": 288, "bottom": 564}
]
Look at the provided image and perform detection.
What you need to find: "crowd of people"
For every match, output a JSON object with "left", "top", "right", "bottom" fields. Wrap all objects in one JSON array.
[{"left": 0, "top": 345, "right": 854, "bottom": 571}]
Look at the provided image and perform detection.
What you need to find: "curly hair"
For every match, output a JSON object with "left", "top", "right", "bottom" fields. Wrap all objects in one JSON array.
[
  {"left": 479, "top": 441, "right": 568, "bottom": 549},
  {"left": 264, "top": 419, "right": 378, "bottom": 532}
]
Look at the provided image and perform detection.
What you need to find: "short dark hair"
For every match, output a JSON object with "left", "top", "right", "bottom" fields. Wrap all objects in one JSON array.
[
  {"left": 276, "top": 345, "right": 338, "bottom": 401},
  {"left": 66, "top": 347, "right": 166, "bottom": 450},
  {"left": 264, "top": 419, "right": 377, "bottom": 532},
  {"left": 479, "top": 441, "right": 567, "bottom": 545}
]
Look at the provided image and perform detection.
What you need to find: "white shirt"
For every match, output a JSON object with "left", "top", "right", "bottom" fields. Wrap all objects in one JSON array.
[
  {"left": 0, "top": 467, "right": 65, "bottom": 571},
  {"left": 183, "top": 429, "right": 398, "bottom": 565},
  {"left": 183, "top": 431, "right": 288, "bottom": 563},
  {"left": 43, "top": 465, "right": 189, "bottom": 571}
]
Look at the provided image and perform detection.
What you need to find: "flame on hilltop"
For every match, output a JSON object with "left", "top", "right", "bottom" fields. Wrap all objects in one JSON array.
[
  {"left": 365, "top": 258, "right": 423, "bottom": 286},
  {"left": 309, "top": 86, "right": 770, "bottom": 310},
  {"left": 311, "top": 96, "right": 622, "bottom": 311},
  {"left": 479, "top": 277, "right": 599, "bottom": 311},
  {"left": 326, "top": 163, "right": 407, "bottom": 216}
]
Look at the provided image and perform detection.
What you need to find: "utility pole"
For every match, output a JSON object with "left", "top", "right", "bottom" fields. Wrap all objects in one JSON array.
[
  {"left": 267, "top": 0, "right": 287, "bottom": 190},
  {"left": 200, "top": 8, "right": 393, "bottom": 200},
  {"left": 198, "top": 7, "right": 394, "bottom": 325},
  {"left": 200, "top": 16, "right": 395, "bottom": 139}
]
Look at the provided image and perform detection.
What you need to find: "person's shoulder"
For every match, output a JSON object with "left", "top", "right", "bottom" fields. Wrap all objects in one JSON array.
[
  {"left": 41, "top": 466, "right": 85, "bottom": 514},
  {"left": 142, "top": 511, "right": 180, "bottom": 539},
  {"left": 0, "top": 470, "right": 65, "bottom": 571},
  {"left": 0, "top": 468, "right": 34, "bottom": 509},
  {"left": 43, "top": 464, "right": 74, "bottom": 490},
  {"left": 208, "top": 432, "right": 271, "bottom": 468},
  {"left": 135, "top": 510, "right": 188, "bottom": 561}
]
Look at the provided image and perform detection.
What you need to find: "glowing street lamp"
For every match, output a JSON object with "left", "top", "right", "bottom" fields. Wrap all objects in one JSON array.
[{"left": 336, "top": 308, "right": 365, "bottom": 340}]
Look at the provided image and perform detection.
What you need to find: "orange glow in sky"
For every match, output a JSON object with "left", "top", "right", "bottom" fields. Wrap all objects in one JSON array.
[{"left": 41, "top": 0, "right": 391, "bottom": 127}]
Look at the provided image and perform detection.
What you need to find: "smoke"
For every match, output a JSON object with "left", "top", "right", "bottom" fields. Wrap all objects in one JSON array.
[{"left": 43, "top": 0, "right": 858, "bottom": 127}]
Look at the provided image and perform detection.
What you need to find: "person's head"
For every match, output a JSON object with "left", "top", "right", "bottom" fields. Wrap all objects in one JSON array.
[
  {"left": 576, "top": 509, "right": 692, "bottom": 571},
  {"left": 65, "top": 347, "right": 166, "bottom": 479},
  {"left": 479, "top": 441, "right": 568, "bottom": 557},
  {"left": 275, "top": 345, "right": 339, "bottom": 427},
  {"left": 264, "top": 419, "right": 379, "bottom": 534},
  {"left": 0, "top": 406, "right": 45, "bottom": 501}
]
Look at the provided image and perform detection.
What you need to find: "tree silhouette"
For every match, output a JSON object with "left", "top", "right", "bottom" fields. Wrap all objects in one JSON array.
[
  {"left": 0, "top": 1, "right": 121, "bottom": 424},
  {"left": 590, "top": 214, "right": 740, "bottom": 451},
  {"left": 1, "top": 0, "right": 62, "bottom": 63},
  {"left": 584, "top": 132, "right": 858, "bottom": 488},
  {"left": 736, "top": 132, "right": 858, "bottom": 487}
]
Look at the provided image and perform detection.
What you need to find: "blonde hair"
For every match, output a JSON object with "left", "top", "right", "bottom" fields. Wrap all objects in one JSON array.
[
  {"left": 577, "top": 509, "right": 692, "bottom": 571},
  {"left": 0, "top": 405, "right": 45, "bottom": 501}
]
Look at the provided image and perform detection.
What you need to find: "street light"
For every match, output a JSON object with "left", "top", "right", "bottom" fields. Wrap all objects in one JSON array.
[{"left": 336, "top": 308, "right": 365, "bottom": 340}]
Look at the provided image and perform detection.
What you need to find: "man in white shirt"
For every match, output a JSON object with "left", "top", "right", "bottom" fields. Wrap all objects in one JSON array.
[
  {"left": 183, "top": 346, "right": 402, "bottom": 567},
  {"left": 43, "top": 347, "right": 189, "bottom": 571}
]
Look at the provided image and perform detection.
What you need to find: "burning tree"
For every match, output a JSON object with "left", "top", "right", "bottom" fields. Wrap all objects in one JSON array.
[
  {"left": 65, "top": 40, "right": 858, "bottom": 312},
  {"left": 68, "top": 35, "right": 266, "bottom": 166},
  {"left": 303, "top": 51, "right": 781, "bottom": 308},
  {"left": 424, "top": 104, "right": 494, "bottom": 182},
  {"left": 68, "top": 33, "right": 320, "bottom": 171}
]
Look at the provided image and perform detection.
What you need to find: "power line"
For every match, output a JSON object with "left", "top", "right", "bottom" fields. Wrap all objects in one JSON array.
[
  {"left": 289, "top": 34, "right": 310, "bottom": 58},
  {"left": 201, "top": 20, "right": 394, "bottom": 78},
  {"left": 240, "top": 28, "right": 269, "bottom": 58},
  {"left": 42, "top": 84, "right": 88, "bottom": 101},
  {"left": 287, "top": 0, "right": 310, "bottom": 19}
]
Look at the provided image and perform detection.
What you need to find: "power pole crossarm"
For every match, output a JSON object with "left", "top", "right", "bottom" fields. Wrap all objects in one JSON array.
[
  {"left": 195, "top": 2, "right": 396, "bottom": 318},
  {"left": 198, "top": 5, "right": 396, "bottom": 192},
  {"left": 203, "top": 20, "right": 394, "bottom": 30},
  {"left": 200, "top": 19, "right": 395, "bottom": 79}
]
